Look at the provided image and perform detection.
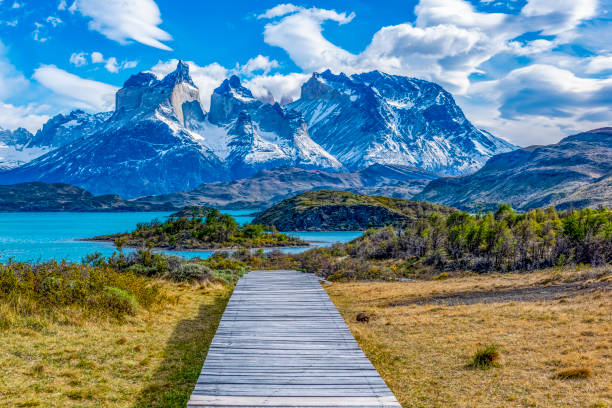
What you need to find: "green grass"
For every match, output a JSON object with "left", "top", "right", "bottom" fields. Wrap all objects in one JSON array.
[{"left": 469, "top": 344, "right": 501, "bottom": 369}]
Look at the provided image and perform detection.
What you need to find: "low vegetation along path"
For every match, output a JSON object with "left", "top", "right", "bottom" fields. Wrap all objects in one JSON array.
[{"left": 188, "top": 269, "right": 401, "bottom": 407}]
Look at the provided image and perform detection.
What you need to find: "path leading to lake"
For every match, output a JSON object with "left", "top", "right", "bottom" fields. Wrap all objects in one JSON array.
[{"left": 187, "top": 269, "right": 401, "bottom": 407}]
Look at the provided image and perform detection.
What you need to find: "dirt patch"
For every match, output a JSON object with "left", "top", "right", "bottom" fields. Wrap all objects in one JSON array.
[{"left": 389, "top": 281, "right": 610, "bottom": 306}]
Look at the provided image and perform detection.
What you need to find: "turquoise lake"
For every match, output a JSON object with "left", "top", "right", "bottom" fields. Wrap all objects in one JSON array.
[{"left": 0, "top": 212, "right": 362, "bottom": 263}]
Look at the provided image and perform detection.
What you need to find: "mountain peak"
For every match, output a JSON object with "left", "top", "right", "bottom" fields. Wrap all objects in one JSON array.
[
  {"left": 123, "top": 72, "right": 158, "bottom": 88},
  {"left": 208, "top": 75, "right": 259, "bottom": 124},
  {"left": 301, "top": 72, "right": 343, "bottom": 100},
  {"left": 214, "top": 75, "right": 254, "bottom": 100},
  {"left": 161, "top": 60, "right": 195, "bottom": 87}
]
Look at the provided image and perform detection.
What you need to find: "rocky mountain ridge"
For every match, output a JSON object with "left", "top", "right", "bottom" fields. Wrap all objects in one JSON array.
[
  {"left": 415, "top": 128, "right": 612, "bottom": 211},
  {"left": 0, "top": 62, "right": 515, "bottom": 197}
]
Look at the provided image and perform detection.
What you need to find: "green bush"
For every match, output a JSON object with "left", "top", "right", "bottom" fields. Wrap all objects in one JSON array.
[
  {"left": 100, "top": 286, "right": 139, "bottom": 317},
  {"left": 166, "top": 263, "right": 211, "bottom": 282},
  {"left": 0, "top": 261, "right": 165, "bottom": 322}
]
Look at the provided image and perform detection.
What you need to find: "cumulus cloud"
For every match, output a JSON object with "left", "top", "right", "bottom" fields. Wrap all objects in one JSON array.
[
  {"left": 46, "top": 16, "right": 63, "bottom": 27},
  {"left": 33, "top": 65, "right": 118, "bottom": 111},
  {"left": 0, "top": 102, "right": 50, "bottom": 133},
  {"left": 464, "top": 64, "right": 612, "bottom": 144},
  {"left": 69, "top": 51, "right": 137, "bottom": 73},
  {"left": 257, "top": 1, "right": 515, "bottom": 92},
  {"left": 585, "top": 55, "right": 612, "bottom": 74},
  {"left": 475, "top": 64, "right": 612, "bottom": 119},
  {"left": 244, "top": 72, "right": 308, "bottom": 104},
  {"left": 260, "top": 5, "right": 356, "bottom": 74},
  {"left": 520, "top": 0, "right": 597, "bottom": 35},
  {"left": 255, "top": 1, "right": 611, "bottom": 144},
  {"left": 75, "top": 0, "right": 173, "bottom": 50},
  {"left": 69, "top": 52, "right": 87, "bottom": 67},
  {"left": 238, "top": 55, "right": 280, "bottom": 76},
  {"left": 90, "top": 51, "right": 104, "bottom": 63}
]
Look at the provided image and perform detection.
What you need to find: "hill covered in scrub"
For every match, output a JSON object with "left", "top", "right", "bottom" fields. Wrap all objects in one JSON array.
[
  {"left": 416, "top": 128, "right": 612, "bottom": 211},
  {"left": 170, "top": 206, "right": 217, "bottom": 218},
  {"left": 0, "top": 182, "right": 177, "bottom": 212},
  {"left": 89, "top": 210, "right": 306, "bottom": 250},
  {"left": 287, "top": 205, "right": 612, "bottom": 280},
  {"left": 251, "top": 190, "right": 454, "bottom": 231}
]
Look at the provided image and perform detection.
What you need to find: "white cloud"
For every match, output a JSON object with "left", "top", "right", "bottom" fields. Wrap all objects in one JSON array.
[
  {"left": 261, "top": 6, "right": 356, "bottom": 75},
  {"left": 150, "top": 60, "right": 228, "bottom": 110},
  {"left": 257, "top": 2, "right": 517, "bottom": 92},
  {"left": 244, "top": 72, "right": 309, "bottom": 104},
  {"left": 33, "top": 65, "right": 118, "bottom": 111},
  {"left": 464, "top": 64, "right": 612, "bottom": 144},
  {"left": 69, "top": 52, "right": 87, "bottom": 67},
  {"left": 0, "top": 103, "right": 50, "bottom": 133},
  {"left": 32, "top": 22, "right": 49, "bottom": 42},
  {"left": 104, "top": 57, "right": 119, "bottom": 73},
  {"left": 255, "top": 1, "right": 611, "bottom": 144},
  {"left": 238, "top": 55, "right": 279, "bottom": 76},
  {"left": 58, "top": 0, "right": 68, "bottom": 10},
  {"left": 46, "top": 16, "right": 63, "bottom": 27},
  {"left": 122, "top": 60, "right": 138, "bottom": 69},
  {"left": 90, "top": 51, "right": 104, "bottom": 63},
  {"left": 521, "top": 0, "right": 597, "bottom": 34},
  {"left": 75, "top": 0, "right": 173, "bottom": 50},
  {"left": 472, "top": 64, "right": 612, "bottom": 119},
  {"left": 257, "top": 4, "right": 302, "bottom": 19},
  {"left": 415, "top": 0, "right": 507, "bottom": 30},
  {"left": 74, "top": 51, "right": 136, "bottom": 72},
  {"left": 585, "top": 55, "right": 612, "bottom": 74}
]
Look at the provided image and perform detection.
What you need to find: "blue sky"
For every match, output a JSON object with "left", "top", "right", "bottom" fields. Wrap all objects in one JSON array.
[{"left": 0, "top": 0, "right": 610, "bottom": 145}]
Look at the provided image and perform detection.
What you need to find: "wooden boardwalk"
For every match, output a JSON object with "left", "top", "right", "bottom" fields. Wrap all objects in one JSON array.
[{"left": 187, "top": 269, "right": 401, "bottom": 407}]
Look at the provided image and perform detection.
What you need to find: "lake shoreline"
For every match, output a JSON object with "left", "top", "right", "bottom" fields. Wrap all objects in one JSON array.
[{"left": 77, "top": 237, "right": 312, "bottom": 253}]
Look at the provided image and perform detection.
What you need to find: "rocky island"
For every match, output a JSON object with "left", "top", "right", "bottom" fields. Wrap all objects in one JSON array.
[
  {"left": 252, "top": 190, "right": 454, "bottom": 231},
  {"left": 89, "top": 209, "right": 306, "bottom": 250}
]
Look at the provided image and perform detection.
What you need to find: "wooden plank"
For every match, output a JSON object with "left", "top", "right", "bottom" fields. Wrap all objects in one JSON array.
[{"left": 187, "top": 270, "right": 400, "bottom": 408}]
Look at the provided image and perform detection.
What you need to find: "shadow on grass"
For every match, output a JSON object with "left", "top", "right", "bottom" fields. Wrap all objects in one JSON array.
[{"left": 132, "top": 290, "right": 231, "bottom": 408}]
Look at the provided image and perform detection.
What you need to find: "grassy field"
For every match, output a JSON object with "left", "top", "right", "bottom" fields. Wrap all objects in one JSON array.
[
  {"left": 0, "top": 281, "right": 232, "bottom": 408},
  {"left": 326, "top": 267, "right": 612, "bottom": 408}
]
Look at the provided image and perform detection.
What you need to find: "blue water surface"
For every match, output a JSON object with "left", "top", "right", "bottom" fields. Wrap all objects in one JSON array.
[{"left": 0, "top": 211, "right": 361, "bottom": 263}]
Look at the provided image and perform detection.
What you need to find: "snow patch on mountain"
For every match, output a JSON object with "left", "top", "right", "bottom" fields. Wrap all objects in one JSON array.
[{"left": 290, "top": 70, "right": 517, "bottom": 175}]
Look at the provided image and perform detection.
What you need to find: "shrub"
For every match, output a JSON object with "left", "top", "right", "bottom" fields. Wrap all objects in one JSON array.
[
  {"left": 210, "top": 268, "right": 248, "bottom": 285},
  {"left": 554, "top": 367, "right": 593, "bottom": 380},
  {"left": 0, "top": 261, "right": 166, "bottom": 323},
  {"left": 469, "top": 344, "right": 501, "bottom": 369},
  {"left": 166, "top": 263, "right": 211, "bottom": 282},
  {"left": 100, "top": 286, "right": 139, "bottom": 317}
]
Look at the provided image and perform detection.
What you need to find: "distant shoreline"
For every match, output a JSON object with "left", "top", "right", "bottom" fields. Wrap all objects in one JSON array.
[{"left": 77, "top": 237, "right": 311, "bottom": 253}]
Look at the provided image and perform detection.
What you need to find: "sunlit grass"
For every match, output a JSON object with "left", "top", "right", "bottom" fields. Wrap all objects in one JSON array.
[
  {"left": 326, "top": 267, "right": 612, "bottom": 407},
  {"left": 0, "top": 281, "right": 232, "bottom": 408}
]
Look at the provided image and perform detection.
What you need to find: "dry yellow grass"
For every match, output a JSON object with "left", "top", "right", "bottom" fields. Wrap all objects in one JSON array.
[
  {"left": 0, "top": 281, "right": 232, "bottom": 408},
  {"left": 326, "top": 267, "right": 612, "bottom": 408}
]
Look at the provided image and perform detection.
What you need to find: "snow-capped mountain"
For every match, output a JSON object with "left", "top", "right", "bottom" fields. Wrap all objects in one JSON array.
[
  {"left": 0, "top": 62, "right": 226, "bottom": 197},
  {"left": 0, "top": 62, "right": 340, "bottom": 197},
  {"left": 0, "top": 127, "right": 37, "bottom": 170},
  {"left": 28, "top": 110, "right": 112, "bottom": 148},
  {"left": 0, "top": 62, "right": 516, "bottom": 197},
  {"left": 201, "top": 76, "right": 342, "bottom": 178},
  {"left": 288, "top": 70, "right": 517, "bottom": 175},
  {"left": 0, "top": 110, "right": 112, "bottom": 170}
]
